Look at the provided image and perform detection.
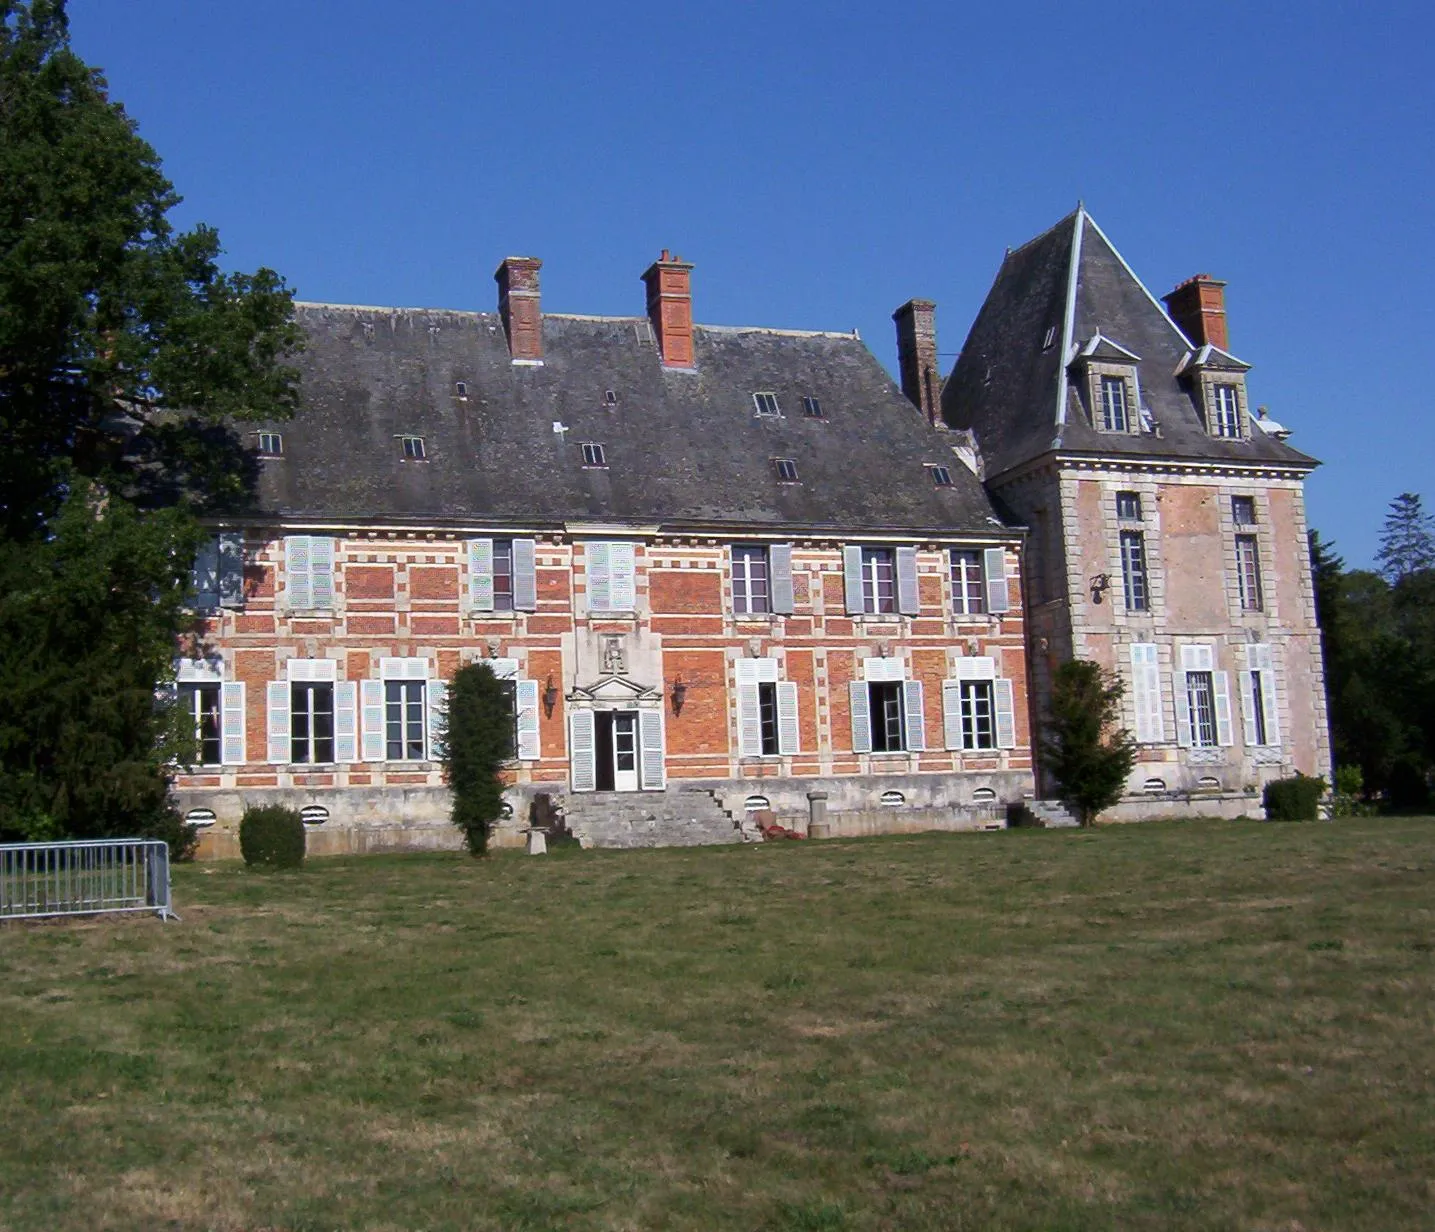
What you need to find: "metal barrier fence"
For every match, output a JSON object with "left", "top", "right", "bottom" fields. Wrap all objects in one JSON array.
[{"left": 0, "top": 839, "right": 176, "bottom": 922}]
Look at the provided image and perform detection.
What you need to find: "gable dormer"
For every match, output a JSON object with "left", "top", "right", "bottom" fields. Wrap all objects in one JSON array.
[
  {"left": 1069, "top": 333, "right": 1145, "bottom": 436},
  {"left": 1175, "top": 344, "right": 1254, "bottom": 441}
]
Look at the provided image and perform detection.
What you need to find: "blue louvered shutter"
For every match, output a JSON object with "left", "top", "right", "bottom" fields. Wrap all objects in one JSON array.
[
  {"left": 512, "top": 538, "right": 537, "bottom": 610},
  {"left": 769, "top": 544, "right": 795, "bottom": 613},
  {"left": 334, "top": 681, "right": 358, "bottom": 763},
  {"left": 984, "top": 547, "right": 1010, "bottom": 614},
  {"left": 570, "top": 709, "right": 596, "bottom": 791},
  {"left": 843, "top": 546, "right": 865, "bottom": 613},
  {"left": 896, "top": 547, "right": 920, "bottom": 615},
  {"left": 361, "top": 679, "right": 385, "bottom": 761},
  {"left": 220, "top": 682, "right": 246, "bottom": 765},
  {"left": 849, "top": 680, "right": 872, "bottom": 753}
]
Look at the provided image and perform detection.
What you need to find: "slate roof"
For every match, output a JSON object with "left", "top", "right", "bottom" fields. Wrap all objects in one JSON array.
[
  {"left": 942, "top": 208, "right": 1318, "bottom": 479},
  {"left": 248, "top": 304, "right": 1006, "bottom": 537}
]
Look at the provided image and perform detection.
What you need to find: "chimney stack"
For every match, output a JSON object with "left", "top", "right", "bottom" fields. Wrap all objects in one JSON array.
[
  {"left": 1162, "top": 274, "right": 1228, "bottom": 351},
  {"left": 641, "top": 250, "right": 695, "bottom": 368},
  {"left": 892, "top": 298, "right": 942, "bottom": 427},
  {"left": 495, "top": 256, "right": 543, "bottom": 361}
]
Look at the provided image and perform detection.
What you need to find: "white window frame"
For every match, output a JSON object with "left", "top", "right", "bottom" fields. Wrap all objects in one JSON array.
[
  {"left": 1099, "top": 374, "right": 1130, "bottom": 432},
  {"left": 1120, "top": 530, "right": 1150, "bottom": 612},
  {"left": 950, "top": 549, "right": 986, "bottom": 616},
  {"left": 1212, "top": 383, "right": 1242, "bottom": 438},
  {"left": 1235, "top": 534, "right": 1264, "bottom": 611}
]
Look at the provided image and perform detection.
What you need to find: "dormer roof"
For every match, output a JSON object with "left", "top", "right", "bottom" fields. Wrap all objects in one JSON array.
[
  {"left": 1175, "top": 343, "right": 1253, "bottom": 374},
  {"left": 1073, "top": 333, "right": 1142, "bottom": 364},
  {"left": 942, "top": 207, "right": 1316, "bottom": 478}
]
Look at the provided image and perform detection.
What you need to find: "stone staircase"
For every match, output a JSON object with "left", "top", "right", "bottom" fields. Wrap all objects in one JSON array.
[
  {"left": 1011, "top": 799, "right": 1081, "bottom": 828},
  {"left": 560, "top": 786, "right": 745, "bottom": 849}
]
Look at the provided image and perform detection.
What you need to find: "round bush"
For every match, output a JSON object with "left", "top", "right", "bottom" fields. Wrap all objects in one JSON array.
[
  {"left": 1262, "top": 774, "right": 1326, "bottom": 822},
  {"left": 239, "top": 805, "right": 306, "bottom": 869}
]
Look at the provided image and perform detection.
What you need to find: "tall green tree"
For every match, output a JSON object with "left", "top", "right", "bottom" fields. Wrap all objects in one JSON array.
[
  {"left": 441, "top": 664, "right": 517, "bottom": 856},
  {"left": 1043, "top": 660, "right": 1137, "bottom": 826},
  {"left": 1375, "top": 492, "right": 1435, "bottom": 584},
  {"left": 0, "top": 1, "right": 300, "bottom": 846}
]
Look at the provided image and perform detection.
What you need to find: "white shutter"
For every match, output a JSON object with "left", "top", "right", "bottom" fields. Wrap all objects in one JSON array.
[
  {"left": 309, "top": 536, "right": 335, "bottom": 610},
  {"left": 1130, "top": 643, "right": 1164, "bottom": 744},
  {"left": 467, "top": 539, "right": 494, "bottom": 611},
  {"left": 735, "top": 658, "right": 763, "bottom": 757},
  {"left": 1213, "top": 671, "right": 1234, "bottom": 747},
  {"left": 902, "top": 679, "right": 926, "bottom": 751},
  {"left": 639, "top": 708, "right": 665, "bottom": 789},
  {"left": 1173, "top": 672, "right": 1193, "bottom": 747},
  {"left": 896, "top": 547, "right": 920, "bottom": 615},
  {"left": 994, "top": 678, "right": 1017, "bottom": 749},
  {"left": 220, "top": 682, "right": 246, "bottom": 765},
  {"left": 955, "top": 655, "right": 996, "bottom": 680},
  {"left": 512, "top": 538, "right": 537, "bottom": 610},
  {"left": 516, "top": 678, "right": 540, "bottom": 760},
  {"left": 1181, "top": 644, "right": 1214, "bottom": 672},
  {"left": 610, "top": 542, "right": 637, "bottom": 610},
  {"left": 218, "top": 532, "right": 245, "bottom": 608},
  {"left": 426, "top": 678, "right": 447, "bottom": 761},
  {"left": 266, "top": 680, "right": 290, "bottom": 764},
  {"left": 570, "top": 709, "right": 596, "bottom": 791},
  {"left": 192, "top": 537, "right": 219, "bottom": 609},
  {"left": 984, "top": 547, "right": 1010, "bottom": 614},
  {"left": 1240, "top": 661, "right": 1259, "bottom": 746},
  {"left": 334, "top": 680, "right": 357, "bottom": 763},
  {"left": 1254, "top": 644, "right": 1281, "bottom": 746},
  {"left": 843, "top": 545, "right": 865, "bottom": 613},
  {"left": 849, "top": 680, "right": 872, "bottom": 753},
  {"left": 776, "top": 681, "right": 799, "bottom": 755},
  {"left": 769, "top": 543, "right": 795, "bottom": 614},
  {"left": 361, "top": 679, "right": 385, "bottom": 761},
  {"left": 586, "top": 542, "right": 612, "bottom": 612},
  {"left": 284, "top": 536, "right": 311, "bottom": 609},
  {"left": 942, "top": 681, "right": 964, "bottom": 750}
]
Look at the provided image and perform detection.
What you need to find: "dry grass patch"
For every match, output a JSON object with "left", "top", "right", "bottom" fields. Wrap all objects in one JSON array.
[{"left": 2, "top": 818, "right": 1433, "bottom": 1229}]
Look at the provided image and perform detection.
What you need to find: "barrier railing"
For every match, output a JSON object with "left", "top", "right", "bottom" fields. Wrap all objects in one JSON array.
[{"left": 0, "top": 839, "right": 177, "bottom": 922}]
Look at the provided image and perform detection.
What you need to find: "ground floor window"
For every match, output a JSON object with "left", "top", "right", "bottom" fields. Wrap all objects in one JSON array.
[
  {"left": 960, "top": 680, "right": 995, "bottom": 750},
  {"left": 179, "top": 682, "right": 221, "bottom": 765},
  {"left": 385, "top": 680, "right": 426, "bottom": 761},
  {"left": 1186, "top": 671, "right": 1217, "bottom": 747},
  {"left": 292, "top": 682, "right": 335, "bottom": 764},
  {"left": 869, "top": 681, "right": 905, "bottom": 752}
]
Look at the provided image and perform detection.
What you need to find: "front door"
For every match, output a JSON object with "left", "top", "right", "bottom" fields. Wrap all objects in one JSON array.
[
  {"left": 594, "top": 709, "right": 640, "bottom": 792},
  {"left": 611, "top": 711, "right": 639, "bottom": 792}
]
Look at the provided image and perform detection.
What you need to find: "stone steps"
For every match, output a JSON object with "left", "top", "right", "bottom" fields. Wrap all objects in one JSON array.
[
  {"left": 560, "top": 786, "right": 744, "bottom": 849},
  {"left": 1013, "top": 799, "right": 1081, "bottom": 828}
]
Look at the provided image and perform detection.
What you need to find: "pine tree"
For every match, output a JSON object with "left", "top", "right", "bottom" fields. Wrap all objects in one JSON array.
[
  {"left": 441, "top": 664, "right": 517, "bottom": 856},
  {"left": 1375, "top": 492, "right": 1435, "bottom": 583},
  {"left": 1043, "top": 660, "right": 1137, "bottom": 825},
  {"left": 0, "top": 2, "right": 300, "bottom": 847}
]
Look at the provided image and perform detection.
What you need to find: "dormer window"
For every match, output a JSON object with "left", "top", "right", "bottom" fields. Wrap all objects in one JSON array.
[
  {"left": 753, "top": 392, "right": 781, "bottom": 417},
  {"left": 1212, "top": 384, "right": 1242, "bottom": 438},
  {"left": 1100, "top": 375, "right": 1130, "bottom": 432},
  {"left": 454, "top": 381, "right": 468, "bottom": 399},
  {"left": 399, "top": 435, "right": 426, "bottom": 460},
  {"left": 773, "top": 458, "right": 799, "bottom": 483},
  {"left": 581, "top": 442, "right": 607, "bottom": 468},
  {"left": 929, "top": 465, "right": 954, "bottom": 487},
  {"left": 603, "top": 389, "right": 619, "bottom": 409},
  {"left": 257, "top": 432, "right": 283, "bottom": 457},
  {"left": 802, "top": 396, "right": 824, "bottom": 418}
]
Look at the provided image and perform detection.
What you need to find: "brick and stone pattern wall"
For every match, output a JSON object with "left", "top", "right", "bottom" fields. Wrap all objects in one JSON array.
[{"left": 177, "top": 530, "right": 1033, "bottom": 854}]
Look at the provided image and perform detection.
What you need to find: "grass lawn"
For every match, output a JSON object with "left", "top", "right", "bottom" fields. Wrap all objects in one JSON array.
[{"left": 2, "top": 819, "right": 1433, "bottom": 1231}]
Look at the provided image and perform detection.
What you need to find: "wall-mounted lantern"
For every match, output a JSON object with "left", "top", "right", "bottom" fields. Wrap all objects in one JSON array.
[
  {"left": 542, "top": 675, "right": 560, "bottom": 718},
  {"left": 671, "top": 675, "right": 688, "bottom": 716}
]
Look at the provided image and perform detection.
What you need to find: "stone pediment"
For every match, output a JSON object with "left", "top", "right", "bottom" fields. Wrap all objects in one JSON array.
[{"left": 569, "top": 673, "right": 662, "bottom": 705}]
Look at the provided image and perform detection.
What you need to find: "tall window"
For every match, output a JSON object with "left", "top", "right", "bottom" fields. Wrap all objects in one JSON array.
[
  {"left": 492, "top": 540, "right": 514, "bottom": 611},
  {"left": 1120, "top": 530, "right": 1149, "bottom": 611},
  {"left": 862, "top": 548, "right": 896, "bottom": 614},
  {"left": 291, "top": 683, "right": 335, "bottom": 764},
  {"left": 950, "top": 550, "right": 986, "bottom": 615},
  {"left": 179, "top": 683, "right": 221, "bottom": 765},
  {"left": 757, "top": 682, "right": 779, "bottom": 756},
  {"left": 385, "top": 680, "right": 426, "bottom": 761},
  {"left": 1100, "top": 375, "right": 1129, "bottom": 432},
  {"left": 1236, "top": 534, "right": 1264, "bottom": 611},
  {"left": 1185, "top": 672, "right": 1217, "bottom": 747},
  {"left": 732, "top": 545, "right": 770, "bottom": 614},
  {"left": 1248, "top": 668, "right": 1270, "bottom": 745},
  {"left": 1212, "top": 384, "right": 1242, "bottom": 438},
  {"left": 869, "top": 682, "right": 905, "bottom": 752},
  {"left": 960, "top": 680, "right": 996, "bottom": 750}
]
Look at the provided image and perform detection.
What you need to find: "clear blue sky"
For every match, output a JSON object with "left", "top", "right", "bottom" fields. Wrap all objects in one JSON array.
[{"left": 70, "top": 0, "right": 1433, "bottom": 568}]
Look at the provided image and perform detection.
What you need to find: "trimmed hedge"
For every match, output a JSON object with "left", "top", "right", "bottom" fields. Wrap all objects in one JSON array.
[
  {"left": 239, "top": 805, "right": 306, "bottom": 868},
  {"left": 1262, "top": 774, "right": 1326, "bottom": 822}
]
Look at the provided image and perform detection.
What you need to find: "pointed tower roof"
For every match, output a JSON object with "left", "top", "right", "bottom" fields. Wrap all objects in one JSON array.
[{"left": 942, "top": 207, "right": 1316, "bottom": 479}]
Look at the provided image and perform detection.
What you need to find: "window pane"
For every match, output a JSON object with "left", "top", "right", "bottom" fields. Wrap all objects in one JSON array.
[
  {"left": 291, "top": 683, "right": 310, "bottom": 763},
  {"left": 961, "top": 681, "right": 995, "bottom": 749},
  {"left": 950, "top": 550, "right": 985, "bottom": 615},
  {"left": 312, "top": 684, "right": 334, "bottom": 763},
  {"left": 864, "top": 548, "right": 895, "bottom": 613},
  {"left": 493, "top": 539, "right": 514, "bottom": 611},
  {"left": 1101, "top": 376, "right": 1128, "bottom": 431},
  {"left": 1121, "top": 531, "right": 1149, "bottom": 611},
  {"left": 733, "top": 545, "right": 769, "bottom": 614},
  {"left": 1236, "top": 535, "right": 1263, "bottom": 610},
  {"left": 1188, "top": 672, "right": 1216, "bottom": 746},
  {"left": 869, "top": 682, "right": 904, "bottom": 751},
  {"left": 758, "top": 682, "right": 779, "bottom": 755}
]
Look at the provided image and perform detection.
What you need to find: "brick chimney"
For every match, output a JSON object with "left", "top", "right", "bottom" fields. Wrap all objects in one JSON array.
[
  {"left": 892, "top": 298, "right": 942, "bottom": 427},
  {"left": 641, "top": 250, "right": 695, "bottom": 368},
  {"left": 1162, "top": 274, "right": 1228, "bottom": 351},
  {"left": 495, "top": 256, "right": 543, "bottom": 361}
]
